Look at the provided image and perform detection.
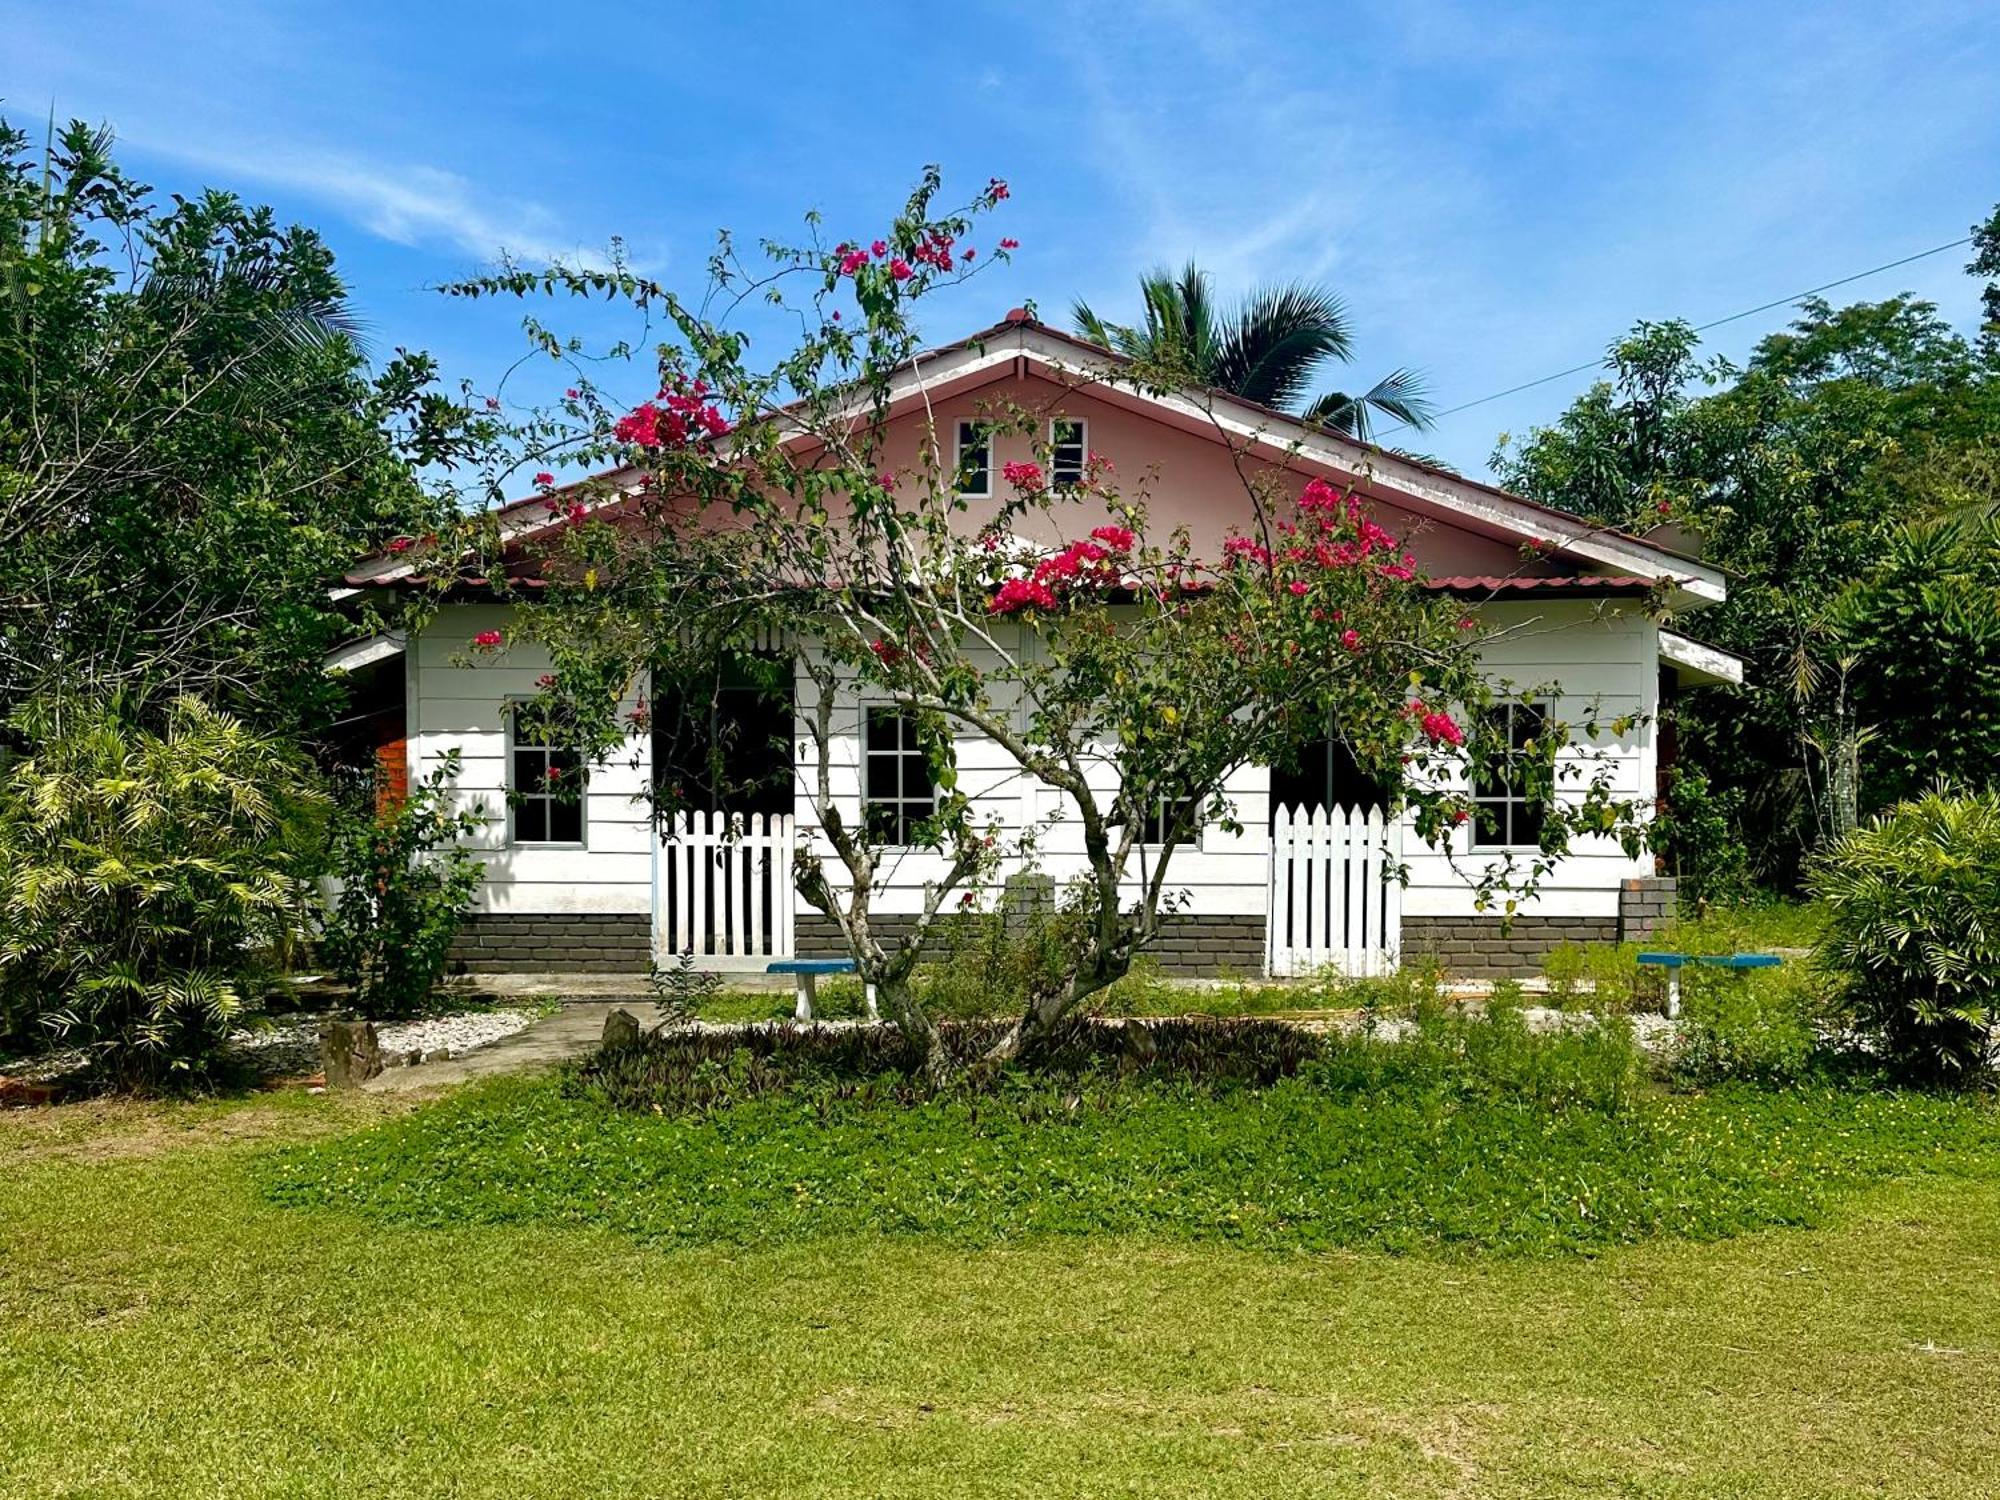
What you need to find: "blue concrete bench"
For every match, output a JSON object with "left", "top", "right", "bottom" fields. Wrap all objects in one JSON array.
[
  {"left": 1636, "top": 951, "right": 1782, "bottom": 1018},
  {"left": 767, "top": 958, "right": 878, "bottom": 1022}
]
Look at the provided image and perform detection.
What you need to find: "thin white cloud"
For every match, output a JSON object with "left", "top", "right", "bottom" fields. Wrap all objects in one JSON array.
[{"left": 162, "top": 141, "right": 613, "bottom": 270}]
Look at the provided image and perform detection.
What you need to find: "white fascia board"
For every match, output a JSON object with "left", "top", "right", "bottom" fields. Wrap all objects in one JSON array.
[
  {"left": 1658, "top": 630, "right": 1745, "bottom": 687},
  {"left": 322, "top": 631, "right": 406, "bottom": 675}
]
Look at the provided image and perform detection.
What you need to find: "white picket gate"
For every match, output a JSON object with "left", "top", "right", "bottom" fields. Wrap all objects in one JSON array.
[
  {"left": 1266, "top": 803, "right": 1402, "bottom": 977},
  {"left": 652, "top": 811, "right": 796, "bottom": 969}
]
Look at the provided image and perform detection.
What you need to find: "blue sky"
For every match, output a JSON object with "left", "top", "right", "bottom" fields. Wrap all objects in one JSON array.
[{"left": 7, "top": 0, "right": 1999, "bottom": 479}]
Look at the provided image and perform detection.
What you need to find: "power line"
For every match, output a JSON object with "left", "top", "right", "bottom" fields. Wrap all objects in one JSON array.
[{"left": 1375, "top": 234, "right": 1975, "bottom": 437}]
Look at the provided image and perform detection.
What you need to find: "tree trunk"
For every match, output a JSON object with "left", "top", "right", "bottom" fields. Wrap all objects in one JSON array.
[{"left": 1829, "top": 669, "right": 1860, "bottom": 841}]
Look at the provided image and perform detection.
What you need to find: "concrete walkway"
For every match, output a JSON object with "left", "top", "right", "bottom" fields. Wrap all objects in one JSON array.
[{"left": 362, "top": 1002, "right": 675, "bottom": 1092}]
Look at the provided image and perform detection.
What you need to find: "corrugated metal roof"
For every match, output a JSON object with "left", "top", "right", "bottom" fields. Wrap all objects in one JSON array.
[{"left": 1424, "top": 575, "right": 1656, "bottom": 594}]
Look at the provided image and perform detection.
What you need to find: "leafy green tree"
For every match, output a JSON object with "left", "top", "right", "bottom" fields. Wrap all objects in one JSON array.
[
  {"left": 0, "top": 117, "right": 484, "bottom": 737},
  {"left": 1071, "top": 262, "right": 1432, "bottom": 440},
  {"left": 1495, "top": 262, "right": 2000, "bottom": 886}
]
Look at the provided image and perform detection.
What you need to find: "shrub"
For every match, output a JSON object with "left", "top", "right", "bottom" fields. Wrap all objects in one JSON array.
[
  {"left": 0, "top": 698, "right": 320, "bottom": 1084},
  {"left": 317, "top": 754, "right": 484, "bottom": 1020},
  {"left": 1542, "top": 942, "right": 1644, "bottom": 1012},
  {"left": 1810, "top": 789, "right": 2000, "bottom": 1081},
  {"left": 1654, "top": 764, "right": 1755, "bottom": 909},
  {"left": 1669, "top": 962, "right": 1828, "bottom": 1086}
]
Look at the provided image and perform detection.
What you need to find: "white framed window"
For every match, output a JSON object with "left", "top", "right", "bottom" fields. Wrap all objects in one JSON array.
[
  {"left": 509, "top": 704, "right": 584, "bottom": 846},
  {"left": 1049, "top": 417, "right": 1087, "bottom": 486},
  {"left": 954, "top": 420, "right": 991, "bottom": 498},
  {"left": 1471, "top": 701, "right": 1548, "bottom": 850},
  {"left": 863, "top": 706, "right": 937, "bottom": 845}
]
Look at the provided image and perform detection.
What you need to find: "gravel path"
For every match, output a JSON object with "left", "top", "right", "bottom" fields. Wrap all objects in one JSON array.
[{"left": 0, "top": 1007, "right": 540, "bottom": 1086}]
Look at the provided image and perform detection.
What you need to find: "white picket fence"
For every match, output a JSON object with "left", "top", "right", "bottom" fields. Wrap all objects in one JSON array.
[
  {"left": 1266, "top": 803, "right": 1402, "bottom": 978},
  {"left": 652, "top": 811, "right": 796, "bottom": 969}
]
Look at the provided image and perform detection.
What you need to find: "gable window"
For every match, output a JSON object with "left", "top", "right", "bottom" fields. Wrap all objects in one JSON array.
[
  {"left": 1049, "top": 417, "right": 1087, "bottom": 486},
  {"left": 863, "top": 707, "right": 937, "bottom": 845},
  {"left": 1471, "top": 701, "right": 1548, "bottom": 849},
  {"left": 954, "top": 421, "right": 991, "bottom": 498},
  {"left": 510, "top": 706, "right": 584, "bottom": 845}
]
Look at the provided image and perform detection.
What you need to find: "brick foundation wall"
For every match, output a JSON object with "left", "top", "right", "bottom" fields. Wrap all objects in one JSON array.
[
  {"left": 1401, "top": 915, "right": 1620, "bottom": 980},
  {"left": 1618, "top": 875, "right": 1678, "bottom": 943},
  {"left": 797, "top": 911, "right": 1267, "bottom": 977},
  {"left": 449, "top": 913, "right": 651, "bottom": 973}
]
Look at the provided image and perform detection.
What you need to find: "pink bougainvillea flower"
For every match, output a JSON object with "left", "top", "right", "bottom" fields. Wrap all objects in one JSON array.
[
  {"left": 962, "top": 247, "right": 975, "bottom": 261},
  {"left": 998, "top": 237, "right": 1019, "bottom": 250},
  {"left": 537, "top": 673, "right": 558, "bottom": 689},
  {"left": 566, "top": 502, "right": 589, "bottom": 525},
  {"left": 1458, "top": 616, "right": 1477, "bottom": 630},
  {"left": 837, "top": 248, "right": 870, "bottom": 275},
  {"left": 386, "top": 536, "right": 414, "bottom": 554},
  {"left": 1340, "top": 629, "right": 1362, "bottom": 652},
  {"left": 484, "top": 397, "right": 500, "bottom": 411},
  {"left": 1419, "top": 709, "right": 1464, "bottom": 747},
  {"left": 1288, "top": 580, "right": 1310, "bottom": 596},
  {"left": 473, "top": 629, "right": 504, "bottom": 648},
  {"left": 565, "top": 387, "right": 579, "bottom": 399},
  {"left": 1002, "top": 459, "right": 1045, "bottom": 491},
  {"left": 870, "top": 239, "right": 887, "bottom": 257},
  {"left": 545, "top": 765, "right": 562, "bottom": 782},
  {"left": 868, "top": 638, "right": 905, "bottom": 665},
  {"left": 1090, "top": 524, "right": 1136, "bottom": 551},
  {"left": 615, "top": 402, "right": 661, "bottom": 447},
  {"left": 831, "top": 310, "right": 842, "bottom": 321},
  {"left": 533, "top": 471, "right": 555, "bottom": 487},
  {"left": 988, "top": 177, "right": 1010, "bottom": 200},
  {"left": 888, "top": 258, "right": 914, "bottom": 281}
]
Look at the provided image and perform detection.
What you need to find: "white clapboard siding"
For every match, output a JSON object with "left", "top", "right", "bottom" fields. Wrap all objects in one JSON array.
[
  {"left": 652, "top": 811, "right": 796, "bottom": 970},
  {"left": 1267, "top": 803, "right": 1401, "bottom": 978}
]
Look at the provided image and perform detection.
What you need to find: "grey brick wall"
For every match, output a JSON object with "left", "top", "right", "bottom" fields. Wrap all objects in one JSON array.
[
  {"left": 449, "top": 913, "right": 651, "bottom": 973},
  {"left": 798, "top": 911, "right": 1267, "bottom": 977},
  {"left": 1618, "top": 875, "right": 1678, "bottom": 944},
  {"left": 1401, "top": 915, "right": 1620, "bottom": 979}
]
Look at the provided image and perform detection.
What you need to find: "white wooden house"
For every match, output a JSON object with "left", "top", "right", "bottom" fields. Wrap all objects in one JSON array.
[{"left": 330, "top": 314, "right": 1742, "bottom": 979}]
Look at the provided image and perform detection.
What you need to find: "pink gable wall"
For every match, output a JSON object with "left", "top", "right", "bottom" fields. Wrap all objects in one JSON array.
[{"left": 869, "top": 372, "right": 1547, "bottom": 577}]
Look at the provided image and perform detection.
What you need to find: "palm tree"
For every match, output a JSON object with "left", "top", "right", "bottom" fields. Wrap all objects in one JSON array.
[{"left": 1071, "top": 262, "right": 1433, "bottom": 442}]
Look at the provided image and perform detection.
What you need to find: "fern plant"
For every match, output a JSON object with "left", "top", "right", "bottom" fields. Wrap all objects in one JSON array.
[
  {"left": 0, "top": 698, "right": 321, "bottom": 1084},
  {"left": 1811, "top": 788, "right": 2000, "bottom": 1082}
]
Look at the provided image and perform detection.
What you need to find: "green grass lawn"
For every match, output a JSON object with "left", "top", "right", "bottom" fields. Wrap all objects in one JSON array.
[{"left": 7, "top": 1028, "right": 2000, "bottom": 1497}]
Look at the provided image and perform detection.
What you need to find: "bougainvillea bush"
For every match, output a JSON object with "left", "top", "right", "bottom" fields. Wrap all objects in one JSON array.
[{"left": 430, "top": 170, "right": 1645, "bottom": 1082}]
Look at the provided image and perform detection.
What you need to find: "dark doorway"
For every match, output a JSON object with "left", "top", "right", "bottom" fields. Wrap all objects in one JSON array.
[
  {"left": 1270, "top": 729, "right": 1392, "bottom": 819},
  {"left": 651, "top": 652, "right": 794, "bottom": 816}
]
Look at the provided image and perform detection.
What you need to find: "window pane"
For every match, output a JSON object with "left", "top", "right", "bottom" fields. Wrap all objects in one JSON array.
[
  {"left": 1472, "top": 800, "right": 1508, "bottom": 847},
  {"left": 956, "top": 422, "right": 989, "bottom": 494},
  {"left": 866, "top": 752, "right": 900, "bottom": 800},
  {"left": 515, "top": 798, "right": 549, "bottom": 844},
  {"left": 548, "top": 796, "right": 584, "bottom": 845},
  {"left": 1512, "top": 799, "right": 1546, "bottom": 850},
  {"left": 865, "top": 706, "right": 900, "bottom": 752},
  {"left": 1051, "top": 419, "right": 1085, "bottom": 483}
]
